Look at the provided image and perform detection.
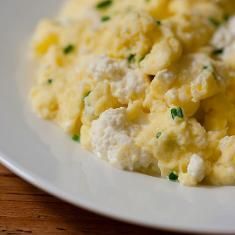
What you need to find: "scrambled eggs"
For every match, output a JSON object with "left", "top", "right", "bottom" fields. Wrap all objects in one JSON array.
[{"left": 30, "top": 0, "right": 235, "bottom": 186}]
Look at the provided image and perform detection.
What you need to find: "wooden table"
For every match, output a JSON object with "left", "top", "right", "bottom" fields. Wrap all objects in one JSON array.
[{"left": 0, "top": 164, "right": 183, "bottom": 235}]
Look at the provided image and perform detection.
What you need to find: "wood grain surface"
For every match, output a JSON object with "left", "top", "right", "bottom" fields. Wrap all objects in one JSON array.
[{"left": 0, "top": 164, "right": 184, "bottom": 235}]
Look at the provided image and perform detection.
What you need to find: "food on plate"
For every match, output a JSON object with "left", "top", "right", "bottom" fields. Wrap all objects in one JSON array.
[{"left": 29, "top": 0, "right": 235, "bottom": 186}]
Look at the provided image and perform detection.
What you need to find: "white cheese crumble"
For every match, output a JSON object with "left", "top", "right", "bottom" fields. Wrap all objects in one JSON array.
[
  {"left": 156, "top": 69, "right": 175, "bottom": 84},
  {"left": 211, "top": 17, "right": 235, "bottom": 64},
  {"left": 211, "top": 17, "right": 235, "bottom": 48},
  {"left": 88, "top": 55, "right": 147, "bottom": 104},
  {"left": 187, "top": 154, "right": 205, "bottom": 182},
  {"left": 219, "top": 136, "right": 235, "bottom": 162},
  {"left": 219, "top": 136, "right": 231, "bottom": 150},
  {"left": 90, "top": 108, "right": 153, "bottom": 171}
]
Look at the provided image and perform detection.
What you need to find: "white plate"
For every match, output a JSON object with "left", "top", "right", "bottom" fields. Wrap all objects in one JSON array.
[{"left": 1, "top": 1, "right": 235, "bottom": 234}]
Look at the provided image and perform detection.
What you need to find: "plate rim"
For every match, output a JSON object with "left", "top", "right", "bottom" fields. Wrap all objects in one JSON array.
[{"left": 0, "top": 151, "right": 234, "bottom": 235}]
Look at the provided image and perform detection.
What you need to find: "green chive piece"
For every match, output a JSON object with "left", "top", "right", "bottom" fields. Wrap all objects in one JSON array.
[
  {"left": 168, "top": 172, "right": 178, "bottom": 181},
  {"left": 63, "top": 44, "right": 75, "bottom": 54},
  {"left": 47, "top": 79, "right": 53, "bottom": 84},
  {"left": 156, "top": 20, "right": 161, "bottom": 26},
  {"left": 223, "top": 14, "right": 230, "bottom": 22},
  {"left": 101, "top": 16, "right": 111, "bottom": 22},
  {"left": 203, "top": 65, "right": 209, "bottom": 70},
  {"left": 96, "top": 0, "right": 112, "bottom": 9},
  {"left": 208, "top": 17, "right": 220, "bottom": 27},
  {"left": 156, "top": 132, "right": 162, "bottom": 139},
  {"left": 171, "top": 107, "right": 184, "bottom": 120},
  {"left": 212, "top": 48, "right": 224, "bottom": 56},
  {"left": 127, "top": 54, "right": 136, "bottom": 63},
  {"left": 72, "top": 134, "right": 80, "bottom": 142}
]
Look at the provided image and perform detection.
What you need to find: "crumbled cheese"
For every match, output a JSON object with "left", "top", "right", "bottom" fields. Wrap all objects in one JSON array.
[
  {"left": 89, "top": 55, "right": 147, "bottom": 103},
  {"left": 187, "top": 154, "right": 205, "bottom": 182},
  {"left": 111, "top": 69, "right": 146, "bottom": 103},
  {"left": 223, "top": 42, "right": 235, "bottom": 62},
  {"left": 156, "top": 69, "right": 175, "bottom": 84},
  {"left": 219, "top": 136, "right": 231, "bottom": 150},
  {"left": 191, "top": 68, "right": 219, "bottom": 102},
  {"left": 211, "top": 17, "right": 235, "bottom": 48},
  {"left": 219, "top": 136, "right": 235, "bottom": 162},
  {"left": 211, "top": 17, "right": 235, "bottom": 66},
  {"left": 212, "top": 27, "right": 233, "bottom": 49},
  {"left": 90, "top": 108, "right": 153, "bottom": 171},
  {"left": 89, "top": 55, "right": 126, "bottom": 81}
]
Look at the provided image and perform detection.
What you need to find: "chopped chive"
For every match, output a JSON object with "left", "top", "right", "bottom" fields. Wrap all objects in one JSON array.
[
  {"left": 72, "top": 134, "right": 80, "bottom": 142},
  {"left": 156, "top": 20, "right": 161, "bottom": 26},
  {"left": 208, "top": 17, "right": 220, "bottom": 27},
  {"left": 96, "top": 0, "right": 112, "bottom": 9},
  {"left": 63, "top": 44, "right": 75, "bottom": 54},
  {"left": 171, "top": 107, "right": 184, "bottom": 120},
  {"left": 156, "top": 132, "right": 162, "bottom": 139},
  {"left": 223, "top": 14, "right": 230, "bottom": 22},
  {"left": 212, "top": 48, "right": 224, "bottom": 56},
  {"left": 127, "top": 54, "right": 136, "bottom": 63},
  {"left": 168, "top": 172, "right": 178, "bottom": 181},
  {"left": 101, "top": 15, "right": 111, "bottom": 22},
  {"left": 47, "top": 79, "right": 53, "bottom": 84},
  {"left": 203, "top": 65, "right": 209, "bottom": 70}
]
